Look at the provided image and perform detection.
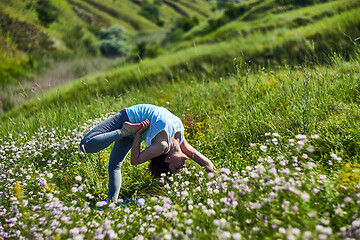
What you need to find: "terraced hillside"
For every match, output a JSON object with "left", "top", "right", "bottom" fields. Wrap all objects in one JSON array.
[{"left": 0, "top": 0, "right": 214, "bottom": 86}]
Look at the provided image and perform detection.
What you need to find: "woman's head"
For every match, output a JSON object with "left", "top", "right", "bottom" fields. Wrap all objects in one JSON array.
[
  {"left": 165, "top": 149, "right": 187, "bottom": 173},
  {"left": 149, "top": 149, "right": 188, "bottom": 177},
  {"left": 149, "top": 154, "right": 171, "bottom": 178}
]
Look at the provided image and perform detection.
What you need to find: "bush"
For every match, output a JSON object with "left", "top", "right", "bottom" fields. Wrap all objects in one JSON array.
[
  {"left": 35, "top": 0, "right": 59, "bottom": 27},
  {"left": 63, "top": 25, "right": 100, "bottom": 57},
  {"left": 163, "top": 17, "right": 200, "bottom": 44},
  {"left": 99, "top": 25, "right": 129, "bottom": 57},
  {"left": 139, "top": 0, "right": 163, "bottom": 26},
  {"left": 127, "top": 41, "right": 162, "bottom": 62}
]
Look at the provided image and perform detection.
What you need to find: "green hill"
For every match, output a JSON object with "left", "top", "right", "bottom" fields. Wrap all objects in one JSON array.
[{"left": 0, "top": 0, "right": 214, "bottom": 86}]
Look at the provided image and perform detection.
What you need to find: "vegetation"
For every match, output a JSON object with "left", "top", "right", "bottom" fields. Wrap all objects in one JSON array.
[
  {"left": 99, "top": 25, "right": 129, "bottom": 57},
  {"left": 1, "top": 0, "right": 360, "bottom": 238}
]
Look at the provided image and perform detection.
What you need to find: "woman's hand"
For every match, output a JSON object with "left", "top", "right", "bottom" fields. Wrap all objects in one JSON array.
[{"left": 136, "top": 119, "right": 150, "bottom": 136}]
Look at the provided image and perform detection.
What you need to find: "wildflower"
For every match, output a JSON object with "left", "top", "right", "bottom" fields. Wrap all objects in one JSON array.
[
  {"left": 220, "top": 168, "right": 230, "bottom": 175},
  {"left": 295, "top": 134, "right": 307, "bottom": 140},
  {"left": 96, "top": 201, "right": 107, "bottom": 208},
  {"left": 307, "top": 146, "right": 315, "bottom": 153},
  {"left": 181, "top": 191, "right": 189, "bottom": 197},
  {"left": 75, "top": 176, "right": 82, "bottom": 181},
  {"left": 232, "top": 233, "right": 242, "bottom": 240},
  {"left": 184, "top": 219, "right": 193, "bottom": 225},
  {"left": 311, "top": 134, "right": 319, "bottom": 139},
  {"left": 138, "top": 198, "right": 145, "bottom": 206},
  {"left": 260, "top": 145, "right": 267, "bottom": 152},
  {"left": 250, "top": 143, "right": 257, "bottom": 148},
  {"left": 46, "top": 173, "right": 53, "bottom": 179},
  {"left": 207, "top": 199, "right": 214, "bottom": 208},
  {"left": 301, "top": 193, "right": 310, "bottom": 202}
]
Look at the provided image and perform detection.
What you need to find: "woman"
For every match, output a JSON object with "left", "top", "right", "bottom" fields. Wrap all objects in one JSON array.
[{"left": 80, "top": 104, "right": 214, "bottom": 202}]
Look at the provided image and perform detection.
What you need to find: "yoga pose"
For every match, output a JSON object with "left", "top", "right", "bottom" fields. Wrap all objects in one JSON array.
[{"left": 80, "top": 104, "right": 214, "bottom": 202}]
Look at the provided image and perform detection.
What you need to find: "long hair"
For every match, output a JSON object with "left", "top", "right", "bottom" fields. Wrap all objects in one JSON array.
[{"left": 149, "top": 154, "right": 171, "bottom": 178}]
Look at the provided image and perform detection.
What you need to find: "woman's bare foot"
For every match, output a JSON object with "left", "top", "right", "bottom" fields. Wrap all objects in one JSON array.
[{"left": 121, "top": 122, "right": 142, "bottom": 137}]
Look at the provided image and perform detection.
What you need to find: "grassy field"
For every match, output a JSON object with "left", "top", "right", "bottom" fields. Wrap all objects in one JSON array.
[{"left": 1, "top": 0, "right": 360, "bottom": 239}]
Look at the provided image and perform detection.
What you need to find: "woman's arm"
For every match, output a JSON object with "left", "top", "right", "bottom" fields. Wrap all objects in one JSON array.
[
  {"left": 130, "top": 120, "right": 167, "bottom": 165},
  {"left": 180, "top": 139, "right": 215, "bottom": 172}
]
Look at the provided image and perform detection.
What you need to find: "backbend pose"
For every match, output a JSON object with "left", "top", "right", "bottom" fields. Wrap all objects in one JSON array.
[{"left": 80, "top": 104, "right": 214, "bottom": 202}]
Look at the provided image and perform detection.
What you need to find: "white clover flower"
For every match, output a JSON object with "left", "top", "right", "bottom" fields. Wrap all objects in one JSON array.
[
  {"left": 46, "top": 173, "right": 53, "bottom": 179},
  {"left": 307, "top": 146, "right": 315, "bottom": 153},
  {"left": 138, "top": 198, "right": 145, "bottom": 206},
  {"left": 250, "top": 143, "right": 257, "bottom": 148},
  {"left": 232, "top": 233, "right": 242, "bottom": 240},
  {"left": 260, "top": 145, "right": 267, "bottom": 152},
  {"left": 301, "top": 192, "right": 310, "bottom": 202},
  {"left": 295, "top": 134, "right": 307, "bottom": 140},
  {"left": 311, "top": 134, "right": 319, "bottom": 139},
  {"left": 75, "top": 176, "right": 82, "bottom": 181},
  {"left": 220, "top": 168, "right": 230, "bottom": 175},
  {"left": 184, "top": 219, "right": 193, "bottom": 225},
  {"left": 181, "top": 191, "right": 189, "bottom": 197}
]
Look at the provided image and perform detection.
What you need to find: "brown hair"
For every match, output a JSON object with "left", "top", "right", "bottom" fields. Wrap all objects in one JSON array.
[{"left": 149, "top": 154, "right": 171, "bottom": 178}]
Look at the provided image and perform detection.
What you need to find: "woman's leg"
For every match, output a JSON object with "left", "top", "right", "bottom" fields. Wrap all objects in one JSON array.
[
  {"left": 80, "top": 110, "right": 128, "bottom": 153},
  {"left": 108, "top": 136, "right": 134, "bottom": 202}
]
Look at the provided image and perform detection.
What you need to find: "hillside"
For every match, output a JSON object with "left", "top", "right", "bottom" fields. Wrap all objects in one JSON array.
[
  {"left": 0, "top": 0, "right": 214, "bottom": 86},
  {"left": 1, "top": 0, "right": 359, "bottom": 117}
]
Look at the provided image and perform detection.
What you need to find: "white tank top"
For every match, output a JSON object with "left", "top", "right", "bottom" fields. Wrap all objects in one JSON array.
[{"left": 125, "top": 104, "right": 184, "bottom": 154}]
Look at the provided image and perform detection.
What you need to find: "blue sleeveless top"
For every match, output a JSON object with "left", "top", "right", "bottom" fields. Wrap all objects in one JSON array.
[{"left": 125, "top": 104, "right": 184, "bottom": 154}]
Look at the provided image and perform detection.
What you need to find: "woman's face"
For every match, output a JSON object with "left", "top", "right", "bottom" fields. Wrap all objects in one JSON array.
[{"left": 165, "top": 149, "right": 188, "bottom": 174}]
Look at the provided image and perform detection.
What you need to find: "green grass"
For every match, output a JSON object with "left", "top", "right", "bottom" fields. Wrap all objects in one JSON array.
[
  {"left": 1, "top": 2, "right": 360, "bottom": 238},
  {"left": 181, "top": 0, "right": 360, "bottom": 48},
  {"left": 1, "top": 51, "right": 360, "bottom": 239}
]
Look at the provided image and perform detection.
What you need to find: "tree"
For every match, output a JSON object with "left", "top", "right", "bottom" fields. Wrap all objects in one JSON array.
[{"left": 99, "top": 25, "right": 129, "bottom": 57}]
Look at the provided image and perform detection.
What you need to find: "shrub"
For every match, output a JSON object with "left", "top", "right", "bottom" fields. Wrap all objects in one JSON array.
[
  {"left": 163, "top": 17, "right": 200, "bottom": 44},
  {"left": 99, "top": 25, "right": 129, "bottom": 57},
  {"left": 127, "top": 41, "right": 162, "bottom": 62},
  {"left": 62, "top": 25, "right": 100, "bottom": 57},
  {"left": 139, "top": 0, "right": 163, "bottom": 26},
  {"left": 35, "top": 0, "right": 59, "bottom": 27}
]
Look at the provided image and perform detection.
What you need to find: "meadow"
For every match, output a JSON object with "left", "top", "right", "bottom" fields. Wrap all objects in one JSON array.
[
  {"left": 1, "top": 53, "right": 360, "bottom": 239},
  {"left": 1, "top": 0, "right": 360, "bottom": 239}
]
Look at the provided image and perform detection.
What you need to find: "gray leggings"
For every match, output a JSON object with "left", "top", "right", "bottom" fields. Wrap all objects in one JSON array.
[{"left": 79, "top": 109, "right": 133, "bottom": 202}]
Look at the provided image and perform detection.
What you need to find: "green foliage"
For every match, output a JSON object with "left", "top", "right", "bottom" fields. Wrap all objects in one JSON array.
[
  {"left": 164, "top": 16, "right": 200, "bottom": 44},
  {"left": 63, "top": 25, "right": 99, "bottom": 57},
  {"left": 139, "top": 0, "right": 164, "bottom": 26},
  {"left": 215, "top": 0, "right": 241, "bottom": 10},
  {"left": 277, "top": 0, "right": 330, "bottom": 6},
  {"left": 207, "top": 3, "right": 248, "bottom": 33},
  {"left": 99, "top": 25, "right": 129, "bottom": 57},
  {"left": 35, "top": 0, "right": 59, "bottom": 27},
  {"left": 127, "top": 41, "right": 162, "bottom": 62}
]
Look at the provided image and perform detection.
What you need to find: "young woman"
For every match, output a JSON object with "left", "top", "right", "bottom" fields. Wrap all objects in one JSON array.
[{"left": 80, "top": 104, "right": 214, "bottom": 202}]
